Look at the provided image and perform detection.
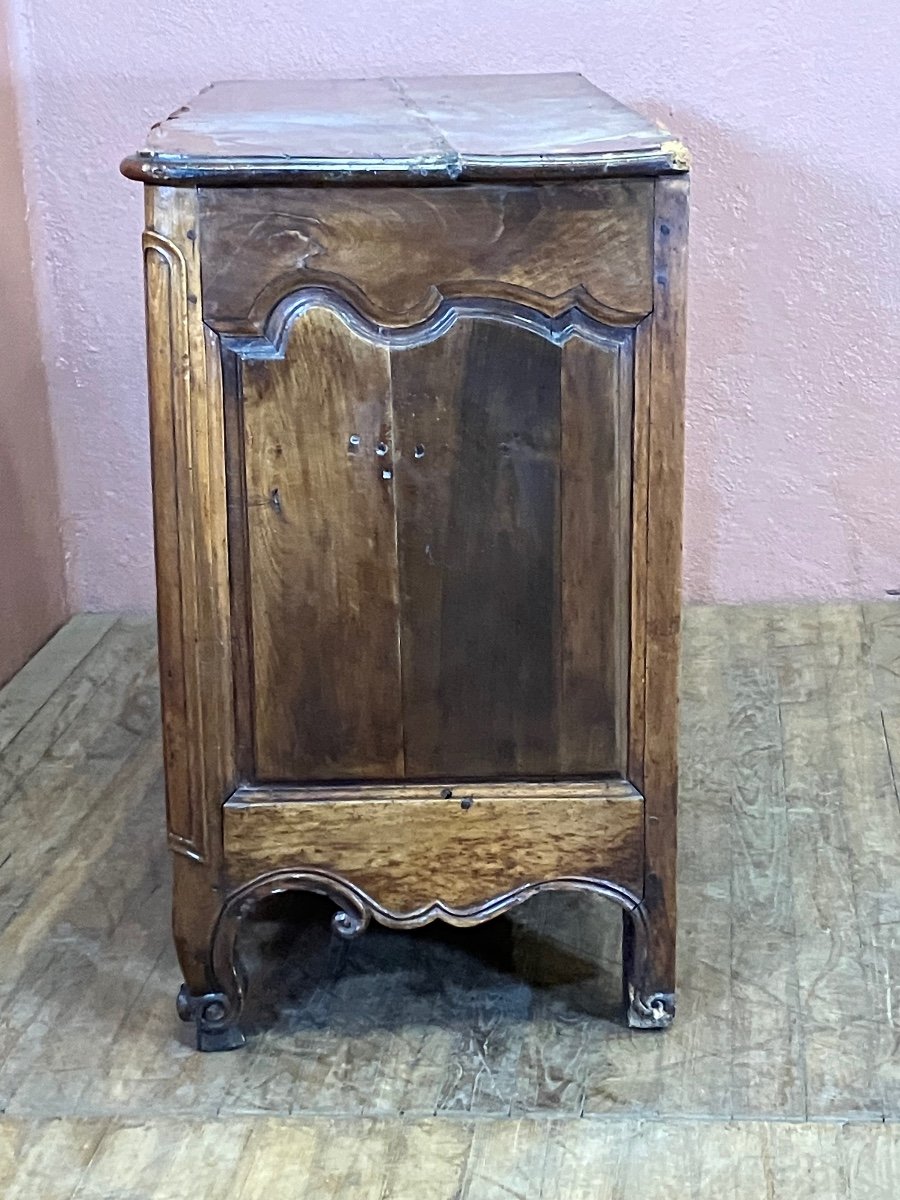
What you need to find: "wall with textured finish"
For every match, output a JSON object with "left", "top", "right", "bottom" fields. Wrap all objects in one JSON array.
[
  {"left": 0, "top": 0, "right": 66, "bottom": 684},
  {"left": 7, "top": 1, "right": 900, "bottom": 606}
]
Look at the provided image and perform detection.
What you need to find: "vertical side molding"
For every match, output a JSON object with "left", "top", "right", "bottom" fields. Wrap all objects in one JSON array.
[
  {"left": 143, "top": 187, "right": 235, "bottom": 993},
  {"left": 628, "top": 317, "right": 652, "bottom": 791},
  {"left": 638, "top": 174, "right": 689, "bottom": 1008}
]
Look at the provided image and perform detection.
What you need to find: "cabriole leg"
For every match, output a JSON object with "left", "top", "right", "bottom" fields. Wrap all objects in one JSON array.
[{"left": 173, "top": 857, "right": 246, "bottom": 1051}]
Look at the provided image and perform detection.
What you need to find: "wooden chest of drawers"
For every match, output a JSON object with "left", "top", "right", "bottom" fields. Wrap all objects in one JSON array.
[{"left": 122, "top": 74, "right": 689, "bottom": 1050}]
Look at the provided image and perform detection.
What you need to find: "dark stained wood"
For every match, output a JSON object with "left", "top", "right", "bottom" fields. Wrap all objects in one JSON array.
[
  {"left": 559, "top": 333, "right": 632, "bottom": 773},
  {"left": 143, "top": 187, "right": 237, "bottom": 1002},
  {"left": 143, "top": 234, "right": 193, "bottom": 850},
  {"left": 120, "top": 74, "right": 689, "bottom": 186},
  {"left": 127, "top": 79, "right": 689, "bottom": 1047},
  {"left": 198, "top": 181, "right": 655, "bottom": 331},
  {"left": 627, "top": 318, "right": 652, "bottom": 790},
  {"left": 391, "top": 316, "right": 560, "bottom": 778},
  {"left": 239, "top": 305, "right": 403, "bottom": 780},
  {"left": 223, "top": 789, "right": 646, "bottom": 907},
  {"left": 634, "top": 175, "right": 689, "bottom": 1005}
]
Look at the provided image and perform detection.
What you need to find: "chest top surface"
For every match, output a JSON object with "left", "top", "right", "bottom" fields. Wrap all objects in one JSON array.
[{"left": 121, "top": 73, "right": 688, "bottom": 186}]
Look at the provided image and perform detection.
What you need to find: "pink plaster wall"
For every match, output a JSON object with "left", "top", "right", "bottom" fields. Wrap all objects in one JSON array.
[
  {"left": 7, "top": 1, "right": 900, "bottom": 607},
  {"left": 0, "top": 0, "right": 66, "bottom": 684}
]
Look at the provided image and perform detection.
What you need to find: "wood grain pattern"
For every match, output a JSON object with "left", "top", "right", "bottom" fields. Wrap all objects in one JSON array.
[
  {"left": 859, "top": 602, "right": 900, "bottom": 1117},
  {"left": 223, "top": 792, "right": 645, "bottom": 908},
  {"left": 144, "top": 187, "right": 235, "bottom": 864},
  {"left": 391, "top": 317, "right": 561, "bottom": 778},
  {"left": 774, "top": 605, "right": 890, "bottom": 1118},
  {"left": 627, "top": 319, "right": 652, "bottom": 789},
  {"left": 4, "top": 605, "right": 900, "bottom": 1138},
  {"left": 239, "top": 305, "right": 403, "bottom": 780},
  {"left": 232, "top": 302, "right": 632, "bottom": 783},
  {"left": 0, "top": 615, "right": 113, "bottom": 756},
  {"left": 144, "top": 187, "right": 237, "bottom": 999},
  {"left": 724, "top": 606, "right": 805, "bottom": 1117},
  {"left": 559, "top": 333, "right": 631, "bottom": 773},
  {"left": 6, "top": 1115, "right": 900, "bottom": 1199},
  {"left": 232, "top": 778, "right": 641, "bottom": 803},
  {"left": 634, "top": 175, "right": 688, "bottom": 1000},
  {"left": 199, "top": 181, "right": 655, "bottom": 331}
]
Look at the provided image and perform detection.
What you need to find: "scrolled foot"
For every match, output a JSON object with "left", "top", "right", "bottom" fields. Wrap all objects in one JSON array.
[
  {"left": 176, "top": 984, "right": 246, "bottom": 1052},
  {"left": 626, "top": 987, "right": 675, "bottom": 1030}
]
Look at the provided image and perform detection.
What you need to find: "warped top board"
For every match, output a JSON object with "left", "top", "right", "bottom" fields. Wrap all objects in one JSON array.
[{"left": 120, "top": 73, "right": 689, "bottom": 186}]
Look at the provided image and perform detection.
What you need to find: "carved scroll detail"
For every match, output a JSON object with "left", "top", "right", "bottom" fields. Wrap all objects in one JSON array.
[{"left": 176, "top": 866, "right": 671, "bottom": 1048}]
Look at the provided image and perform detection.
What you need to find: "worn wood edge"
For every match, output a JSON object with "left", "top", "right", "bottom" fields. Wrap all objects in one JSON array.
[
  {"left": 227, "top": 778, "right": 643, "bottom": 805},
  {"left": 220, "top": 287, "right": 644, "bottom": 346},
  {"left": 120, "top": 146, "right": 690, "bottom": 187},
  {"left": 144, "top": 186, "right": 236, "bottom": 867},
  {"left": 221, "top": 866, "right": 643, "bottom": 932},
  {"left": 219, "top": 343, "right": 256, "bottom": 780},
  {"left": 221, "top": 789, "right": 645, "bottom": 929},
  {"left": 143, "top": 222, "right": 202, "bottom": 861},
  {"left": 222, "top": 791, "right": 645, "bottom": 897},
  {"left": 628, "top": 317, "right": 652, "bottom": 788},
  {"left": 634, "top": 174, "right": 688, "bottom": 997},
  {"left": 214, "top": 283, "right": 648, "bottom": 342}
]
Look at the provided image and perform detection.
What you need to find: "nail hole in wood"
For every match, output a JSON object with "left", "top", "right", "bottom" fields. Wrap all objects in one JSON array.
[
  {"left": 348, "top": 434, "right": 361, "bottom": 452},
  {"left": 376, "top": 441, "right": 389, "bottom": 456},
  {"left": 414, "top": 444, "right": 425, "bottom": 459}
]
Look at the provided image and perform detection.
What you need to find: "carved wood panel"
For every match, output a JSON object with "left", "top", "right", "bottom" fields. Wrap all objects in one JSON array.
[
  {"left": 223, "top": 291, "right": 633, "bottom": 782},
  {"left": 199, "top": 181, "right": 654, "bottom": 332}
]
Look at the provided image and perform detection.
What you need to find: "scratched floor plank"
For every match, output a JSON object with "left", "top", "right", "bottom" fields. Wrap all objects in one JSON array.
[
  {"left": 581, "top": 603, "right": 735, "bottom": 1117},
  {"left": 772, "top": 604, "right": 886, "bottom": 1119},
  {"left": 4, "top": 1116, "right": 900, "bottom": 1199},
  {"left": 1, "top": 606, "right": 900, "bottom": 1199},
  {"left": 0, "top": 614, "right": 115, "bottom": 754},
  {"left": 724, "top": 604, "right": 805, "bottom": 1118}
]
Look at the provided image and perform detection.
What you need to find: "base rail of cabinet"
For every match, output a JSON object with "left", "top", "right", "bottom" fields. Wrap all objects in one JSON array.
[{"left": 174, "top": 780, "right": 675, "bottom": 1049}]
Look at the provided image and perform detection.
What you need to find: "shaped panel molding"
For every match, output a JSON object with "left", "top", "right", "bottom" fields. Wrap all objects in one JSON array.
[{"left": 199, "top": 180, "right": 655, "bottom": 333}]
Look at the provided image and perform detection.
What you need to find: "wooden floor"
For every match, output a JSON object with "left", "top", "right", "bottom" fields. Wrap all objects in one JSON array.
[{"left": 0, "top": 604, "right": 899, "bottom": 1196}]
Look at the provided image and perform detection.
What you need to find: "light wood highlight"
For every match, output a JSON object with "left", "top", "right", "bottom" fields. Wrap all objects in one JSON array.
[{"left": 223, "top": 789, "right": 645, "bottom": 909}]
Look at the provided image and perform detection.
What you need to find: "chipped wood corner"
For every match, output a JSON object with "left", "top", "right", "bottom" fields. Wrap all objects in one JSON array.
[{"left": 660, "top": 139, "right": 692, "bottom": 172}]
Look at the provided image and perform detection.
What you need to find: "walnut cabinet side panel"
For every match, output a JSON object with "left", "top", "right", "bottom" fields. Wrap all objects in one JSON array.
[{"left": 143, "top": 186, "right": 236, "bottom": 993}]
